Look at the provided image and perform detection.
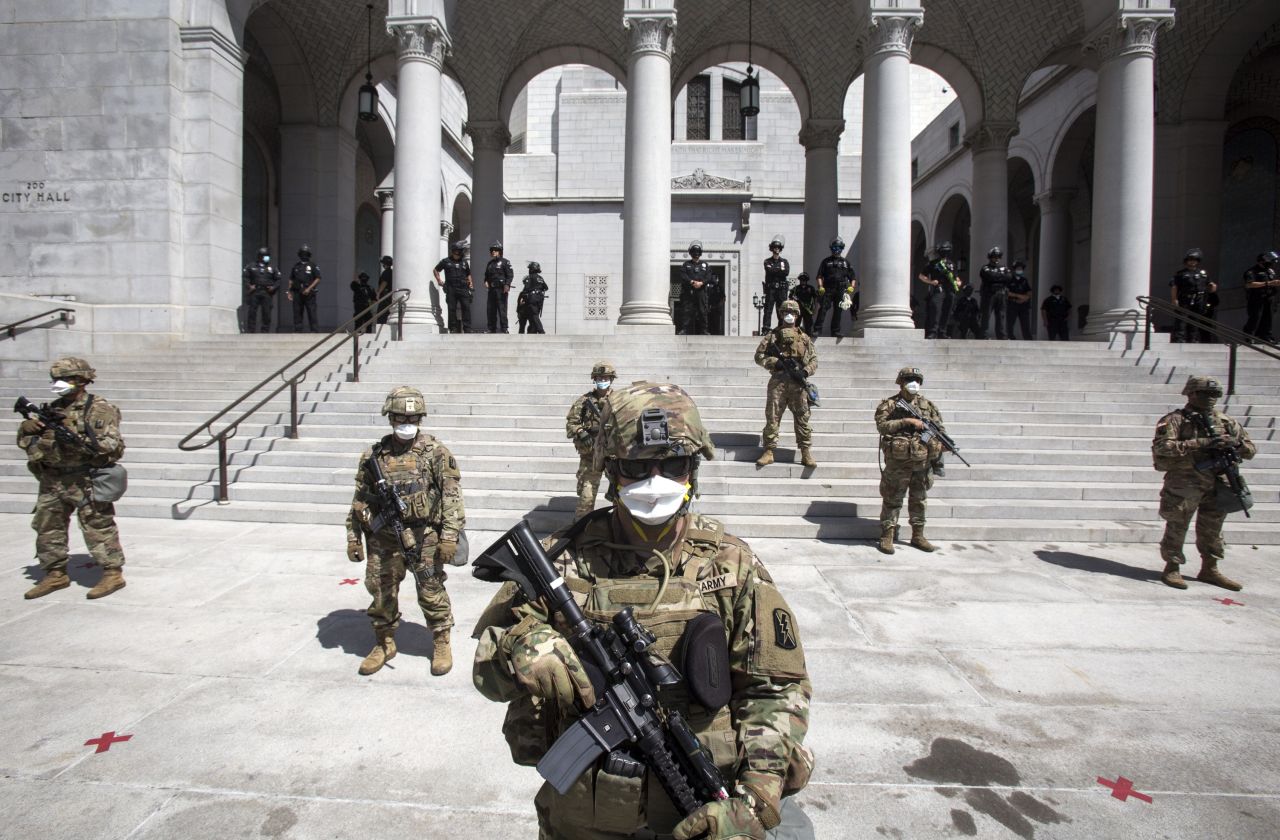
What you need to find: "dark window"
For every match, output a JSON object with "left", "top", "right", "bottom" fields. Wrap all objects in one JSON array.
[
  {"left": 911, "top": 157, "right": 919, "bottom": 181},
  {"left": 722, "top": 78, "right": 745, "bottom": 140},
  {"left": 687, "top": 75, "right": 710, "bottom": 141},
  {"left": 948, "top": 122, "right": 960, "bottom": 150}
]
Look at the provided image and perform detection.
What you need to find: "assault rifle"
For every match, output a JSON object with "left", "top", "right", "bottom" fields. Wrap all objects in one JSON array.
[
  {"left": 364, "top": 444, "right": 434, "bottom": 580},
  {"left": 13, "top": 396, "right": 98, "bottom": 454},
  {"left": 894, "top": 397, "right": 970, "bottom": 467},
  {"left": 1193, "top": 414, "right": 1254, "bottom": 517},
  {"left": 769, "top": 336, "right": 820, "bottom": 407},
  {"left": 474, "top": 520, "right": 730, "bottom": 816}
]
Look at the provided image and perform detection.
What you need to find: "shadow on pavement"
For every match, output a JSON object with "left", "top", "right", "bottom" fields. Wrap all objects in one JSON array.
[
  {"left": 1033, "top": 550, "right": 1160, "bottom": 583},
  {"left": 317, "top": 608, "right": 436, "bottom": 659},
  {"left": 802, "top": 500, "right": 877, "bottom": 545},
  {"left": 23, "top": 554, "right": 100, "bottom": 589}
]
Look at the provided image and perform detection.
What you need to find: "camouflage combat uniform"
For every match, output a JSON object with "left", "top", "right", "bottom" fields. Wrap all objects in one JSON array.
[
  {"left": 473, "top": 513, "right": 813, "bottom": 839},
  {"left": 1152, "top": 376, "right": 1255, "bottom": 589},
  {"left": 19, "top": 387, "right": 127, "bottom": 580},
  {"left": 754, "top": 303, "right": 817, "bottom": 468},
  {"left": 346, "top": 432, "right": 465, "bottom": 636},
  {"left": 875, "top": 376, "right": 945, "bottom": 550},
  {"left": 566, "top": 364, "right": 615, "bottom": 520}
]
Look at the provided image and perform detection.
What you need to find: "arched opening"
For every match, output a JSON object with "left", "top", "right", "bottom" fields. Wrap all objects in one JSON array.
[
  {"left": 1046, "top": 105, "right": 1096, "bottom": 313},
  {"left": 1007, "top": 157, "right": 1038, "bottom": 271},
  {"left": 934, "top": 194, "right": 972, "bottom": 274}
]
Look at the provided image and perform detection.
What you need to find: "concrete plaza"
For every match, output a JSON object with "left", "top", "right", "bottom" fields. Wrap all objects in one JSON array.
[{"left": 0, "top": 512, "right": 1277, "bottom": 839}]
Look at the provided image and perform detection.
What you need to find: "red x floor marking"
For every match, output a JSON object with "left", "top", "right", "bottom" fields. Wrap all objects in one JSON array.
[
  {"left": 1214, "top": 598, "right": 1244, "bottom": 606},
  {"left": 84, "top": 731, "right": 131, "bottom": 754},
  {"left": 1098, "top": 776, "right": 1152, "bottom": 803},
  {"left": 340, "top": 578, "right": 359, "bottom": 585}
]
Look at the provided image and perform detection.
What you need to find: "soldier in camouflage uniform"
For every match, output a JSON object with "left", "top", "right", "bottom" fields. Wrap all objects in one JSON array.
[
  {"left": 1152, "top": 375, "right": 1256, "bottom": 591},
  {"left": 473, "top": 381, "right": 815, "bottom": 840},
  {"left": 18, "top": 357, "right": 128, "bottom": 599},
  {"left": 566, "top": 361, "right": 617, "bottom": 520},
  {"left": 875, "top": 367, "right": 945, "bottom": 554},
  {"left": 346, "top": 386, "right": 465, "bottom": 676},
  {"left": 754, "top": 300, "right": 817, "bottom": 469}
]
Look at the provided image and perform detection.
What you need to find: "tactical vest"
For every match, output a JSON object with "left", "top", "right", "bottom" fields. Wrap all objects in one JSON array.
[
  {"left": 370, "top": 435, "right": 444, "bottom": 526},
  {"left": 33, "top": 394, "right": 124, "bottom": 470},
  {"left": 880, "top": 397, "right": 940, "bottom": 466}
]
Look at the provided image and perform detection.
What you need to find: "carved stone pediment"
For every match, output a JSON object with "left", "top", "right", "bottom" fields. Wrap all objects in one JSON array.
[{"left": 671, "top": 168, "right": 751, "bottom": 191}]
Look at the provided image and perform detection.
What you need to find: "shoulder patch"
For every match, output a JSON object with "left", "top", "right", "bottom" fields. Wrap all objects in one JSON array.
[{"left": 773, "top": 608, "right": 798, "bottom": 649}]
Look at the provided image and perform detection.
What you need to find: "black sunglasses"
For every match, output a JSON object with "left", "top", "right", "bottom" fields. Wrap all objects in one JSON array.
[{"left": 615, "top": 456, "right": 695, "bottom": 481}]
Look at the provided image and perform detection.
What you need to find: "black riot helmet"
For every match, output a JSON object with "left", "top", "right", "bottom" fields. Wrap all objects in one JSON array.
[
  {"left": 937, "top": 241, "right": 953, "bottom": 256},
  {"left": 358, "top": 271, "right": 370, "bottom": 281},
  {"left": 528, "top": 261, "right": 542, "bottom": 273},
  {"left": 1012, "top": 260, "right": 1026, "bottom": 271},
  {"left": 987, "top": 246, "right": 1002, "bottom": 259},
  {"left": 298, "top": 244, "right": 312, "bottom": 260},
  {"left": 796, "top": 272, "right": 810, "bottom": 284},
  {"left": 769, "top": 235, "right": 784, "bottom": 252},
  {"left": 830, "top": 237, "right": 845, "bottom": 253},
  {"left": 450, "top": 241, "right": 465, "bottom": 257},
  {"left": 381, "top": 255, "right": 393, "bottom": 266},
  {"left": 689, "top": 240, "right": 703, "bottom": 257},
  {"left": 490, "top": 240, "right": 503, "bottom": 253},
  {"left": 1261, "top": 251, "right": 1279, "bottom": 266},
  {"left": 1183, "top": 248, "right": 1203, "bottom": 263},
  {"left": 256, "top": 246, "right": 270, "bottom": 261}
]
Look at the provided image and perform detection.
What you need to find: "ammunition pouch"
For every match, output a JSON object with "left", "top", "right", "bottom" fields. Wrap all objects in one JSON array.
[
  {"left": 885, "top": 435, "right": 930, "bottom": 465},
  {"left": 676, "top": 612, "right": 732, "bottom": 712},
  {"left": 89, "top": 462, "right": 128, "bottom": 503}
]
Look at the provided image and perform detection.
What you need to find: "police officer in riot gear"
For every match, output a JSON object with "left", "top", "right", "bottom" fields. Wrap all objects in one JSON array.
[
  {"left": 761, "top": 236, "right": 790, "bottom": 331},
  {"left": 681, "top": 240, "right": 717, "bottom": 335},
  {"left": 434, "top": 242, "right": 474, "bottom": 334},
  {"left": 242, "top": 246, "right": 281, "bottom": 333},
  {"left": 790, "top": 272, "right": 819, "bottom": 336},
  {"left": 815, "top": 237, "right": 855, "bottom": 338},
  {"left": 1006, "top": 260, "right": 1034, "bottom": 340},
  {"left": 287, "top": 244, "right": 322, "bottom": 333},
  {"left": 376, "top": 255, "right": 394, "bottom": 325},
  {"left": 517, "top": 261, "right": 549, "bottom": 334},
  {"left": 917, "top": 242, "right": 961, "bottom": 339},
  {"left": 351, "top": 271, "right": 376, "bottom": 334},
  {"left": 1242, "top": 250, "right": 1278, "bottom": 342},
  {"left": 1170, "top": 248, "right": 1217, "bottom": 343},
  {"left": 483, "top": 241, "right": 514, "bottom": 334},
  {"left": 978, "top": 246, "right": 1011, "bottom": 340}
]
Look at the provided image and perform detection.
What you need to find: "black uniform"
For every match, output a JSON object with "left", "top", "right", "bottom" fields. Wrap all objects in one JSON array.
[
  {"left": 1170, "top": 267, "right": 1212, "bottom": 343},
  {"left": 790, "top": 279, "right": 819, "bottom": 336},
  {"left": 978, "top": 262, "right": 1011, "bottom": 339},
  {"left": 484, "top": 255, "right": 514, "bottom": 333},
  {"left": 376, "top": 265, "right": 393, "bottom": 325},
  {"left": 517, "top": 273, "right": 548, "bottom": 334},
  {"left": 1041, "top": 292, "right": 1072, "bottom": 341},
  {"left": 351, "top": 276, "right": 376, "bottom": 333},
  {"left": 815, "top": 255, "right": 855, "bottom": 337},
  {"left": 920, "top": 258, "right": 960, "bottom": 338},
  {"left": 1005, "top": 273, "right": 1033, "bottom": 340},
  {"left": 680, "top": 258, "right": 716, "bottom": 335},
  {"left": 435, "top": 257, "right": 472, "bottom": 334},
  {"left": 761, "top": 255, "right": 790, "bottom": 331},
  {"left": 242, "top": 259, "right": 281, "bottom": 333},
  {"left": 289, "top": 259, "right": 322, "bottom": 333},
  {"left": 953, "top": 287, "right": 981, "bottom": 338},
  {"left": 1242, "top": 262, "right": 1276, "bottom": 342}
]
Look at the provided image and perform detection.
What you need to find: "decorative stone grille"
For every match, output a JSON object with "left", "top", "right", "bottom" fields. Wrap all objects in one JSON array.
[{"left": 585, "top": 275, "right": 610, "bottom": 320}]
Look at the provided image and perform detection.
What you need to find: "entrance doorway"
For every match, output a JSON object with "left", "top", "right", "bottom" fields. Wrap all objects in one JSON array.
[{"left": 668, "top": 264, "right": 728, "bottom": 335}]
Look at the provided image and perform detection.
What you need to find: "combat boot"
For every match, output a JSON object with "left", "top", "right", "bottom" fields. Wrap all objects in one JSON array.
[
  {"left": 755, "top": 449, "right": 774, "bottom": 467},
  {"left": 24, "top": 570, "right": 70, "bottom": 600},
  {"left": 800, "top": 448, "right": 817, "bottom": 468},
  {"left": 1160, "top": 562, "right": 1188, "bottom": 590},
  {"left": 86, "top": 569, "right": 126, "bottom": 600},
  {"left": 430, "top": 626, "right": 453, "bottom": 676},
  {"left": 1196, "top": 560, "right": 1242, "bottom": 592},
  {"left": 909, "top": 527, "right": 938, "bottom": 553},
  {"left": 358, "top": 629, "right": 397, "bottom": 675},
  {"left": 877, "top": 527, "right": 895, "bottom": 555}
]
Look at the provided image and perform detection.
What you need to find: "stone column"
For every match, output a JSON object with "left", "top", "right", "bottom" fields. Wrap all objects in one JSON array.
[
  {"left": 1084, "top": 3, "right": 1175, "bottom": 337},
  {"left": 618, "top": 2, "right": 677, "bottom": 329},
  {"left": 799, "top": 120, "right": 843, "bottom": 282},
  {"left": 467, "top": 121, "right": 510, "bottom": 257},
  {"left": 1035, "top": 189, "right": 1074, "bottom": 303},
  {"left": 708, "top": 69, "right": 724, "bottom": 142},
  {"left": 376, "top": 189, "right": 395, "bottom": 260},
  {"left": 387, "top": 10, "right": 450, "bottom": 327},
  {"left": 967, "top": 121, "right": 1018, "bottom": 260},
  {"left": 856, "top": 1, "right": 924, "bottom": 333}
]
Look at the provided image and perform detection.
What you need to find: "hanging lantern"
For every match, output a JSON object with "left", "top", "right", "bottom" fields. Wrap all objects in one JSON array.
[
  {"left": 358, "top": 4, "right": 379, "bottom": 122},
  {"left": 740, "top": 65, "right": 760, "bottom": 118}
]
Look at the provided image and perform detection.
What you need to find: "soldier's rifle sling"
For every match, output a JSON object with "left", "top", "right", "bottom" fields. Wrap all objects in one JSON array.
[
  {"left": 1193, "top": 412, "right": 1253, "bottom": 518},
  {"left": 14, "top": 397, "right": 99, "bottom": 455},
  {"left": 365, "top": 444, "right": 434, "bottom": 577},
  {"left": 894, "top": 397, "right": 971, "bottom": 467}
]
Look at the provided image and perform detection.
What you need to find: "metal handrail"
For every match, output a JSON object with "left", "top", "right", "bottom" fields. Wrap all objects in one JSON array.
[
  {"left": 1138, "top": 295, "right": 1279, "bottom": 396},
  {"left": 2, "top": 307, "right": 75, "bottom": 340},
  {"left": 179, "top": 289, "right": 410, "bottom": 502}
]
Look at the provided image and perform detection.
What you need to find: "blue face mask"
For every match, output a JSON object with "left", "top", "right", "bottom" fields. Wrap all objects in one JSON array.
[
  {"left": 594, "top": 380, "right": 611, "bottom": 391},
  {"left": 262, "top": 256, "right": 270, "bottom": 264}
]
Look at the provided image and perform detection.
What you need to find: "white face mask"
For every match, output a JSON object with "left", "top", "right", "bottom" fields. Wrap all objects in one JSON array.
[
  {"left": 904, "top": 381, "right": 921, "bottom": 395},
  {"left": 393, "top": 423, "right": 418, "bottom": 441},
  {"left": 618, "top": 475, "right": 690, "bottom": 525},
  {"left": 594, "top": 380, "right": 611, "bottom": 391},
  {"left": 50, "top": 379, "right": 76, "bottom": 397},
  {"left": 783, "top": 314, "right": 797, "bottom": 325}
]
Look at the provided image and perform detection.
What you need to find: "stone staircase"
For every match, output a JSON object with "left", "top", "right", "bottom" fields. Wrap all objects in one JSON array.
[{"left": 1, "top": 331, "right": 1276, "bottom": 544}]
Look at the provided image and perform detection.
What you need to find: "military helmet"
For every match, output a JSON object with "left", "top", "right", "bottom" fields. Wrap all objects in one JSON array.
[
  {"left": 591, "top": 361, "right": 617, "bottom": 380},
  {"left": 830, "top": 236, "right": 845, "bottom": 252},
  {"left": 381, "top": 385, "right": 427, "bottom": 417},
  {"left": 895, "top": 366, "right": 924, "bottom": 385},
  {"left": 1184, "top": 247, "right": 1203, "bottom": 262},
  {"left": 688, "top": 240, "right": 703, "bottom": 255},
  {"left": 769, "top": 235, "right": 784, "bottom": 250},
  {"left": 937, "top": 241, "right": 953, "bottom": 255},
  {"left": 49, "top": 356, "right": 95, "bottom": 383},
  {"left": 257, "top": 246, "right": 270, "bottom": 259},
  {"left": 1181, "top": 375, "right": 1222, "bottom": 398},
  {"left": 595, "top": 381, "right": 714, "bottom": 466},
  {"left": 779, "top": 299, "right": 801, "bottom": 317},
  {"left": 1259, "top": 250, "right": 1278, "bottom": 265},
  {"left": 988, "top": 246, "right": 1002, "bottom": 258},
  {"left": 490, "top": 240, "right": 503, "bottom": 252},
  {"left": 527, "top": 261, "right": 541, "bottom": 273},
  {"left": 298, "top": 244, "right": 312, "bottom": 259}
]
